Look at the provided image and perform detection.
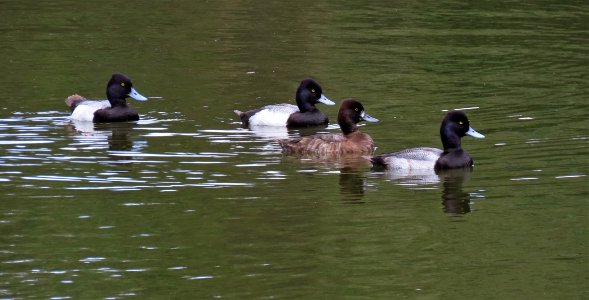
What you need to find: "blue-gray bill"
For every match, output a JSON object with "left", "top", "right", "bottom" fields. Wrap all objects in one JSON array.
[
  {"left": 361, "top": 112, "right": 379, "bottom": 123},
  {"left": 318, "top": 94, "right": 336, "bottom": 105},
  {"left": 129, "top": 87, "right": 148, "bottom": 101},
  {"left": 466, "top": 126, "right": 484, "bottom": 138}
]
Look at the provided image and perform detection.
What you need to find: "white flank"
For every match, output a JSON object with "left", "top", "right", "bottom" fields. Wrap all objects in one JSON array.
[
  {"left": 382, "top": 147, "right": 442, "bottom": 170},
  {"left": 248, "top": 104, "right": 298, "bottom": 127},
  {"left": 385, "top": 157, "right": 437, "bottom": 170},
  {"left": 70, "top": 100, "right": 110, "bottom": 121}
]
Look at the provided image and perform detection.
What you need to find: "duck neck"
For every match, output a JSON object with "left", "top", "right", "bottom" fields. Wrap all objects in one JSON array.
[
  {"left": 339, "top": 119, "right": 357, "bottom": 136},
  {"left": 296, "top": 98, "right": 316, "bottom": 113},
  {"left": 441, "top": 127, "right": 461, "bottom": 152},
  {"left": 295, "top": 88, "right": 317, "bottom": 113},
  {"left": 106, "top": 83, "right": 129, "bottom": 108},
  {"left": 108, "top": 97, "right": 128, "bottom": 108}
]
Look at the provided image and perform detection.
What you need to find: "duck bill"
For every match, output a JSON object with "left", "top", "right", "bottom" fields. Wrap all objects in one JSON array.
[
  {"left": 128, "top": 87, "right": 148, "bottom": 101},
  {"left": 361, "top": 112, "right": 379, "bottom": 123},
  {"left": 466, "top": 126, "right": 485, "bottom": 138},
  {"left": 318, "top": 94, "right": 336, "bottom": 105}
]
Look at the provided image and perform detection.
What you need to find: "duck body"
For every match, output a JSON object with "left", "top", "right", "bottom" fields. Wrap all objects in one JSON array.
[
  {"left": 279, "top": 99, "right": 379, "bottom": 156},
  {"left": 238, "top": 104, "right": 298, "bottom": 127},
  {"left": 234, "top": 78, "right": 335, "bottom": 128},
  {"left": 280, "top": 131, "right": 376, "bottom": 156},
  {"left": 65, "top": 73, "right": 147, "bottom": 123},
  {"left": 371, "top": 147, "right": 443, "bottom": 170},
  {"left": 371, "top": 111, "right": 484, "bottom": 170},
  {"left": 67, "top": 98, "right": 141, "bottom": 122}
]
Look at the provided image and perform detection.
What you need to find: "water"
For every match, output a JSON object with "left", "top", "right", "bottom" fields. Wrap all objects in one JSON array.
[{"left": 1, "top": 0, "right": 587, "bottom": 298}]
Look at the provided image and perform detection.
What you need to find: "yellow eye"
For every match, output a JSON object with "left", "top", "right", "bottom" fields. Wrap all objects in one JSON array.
[
  {"left": 354, "top": 108, "right": 359, "bottom": 112},
  {"left": 120, "top": 82, "right": 125, "bottom": 87},
  {"left": 311, "top": 89, "right": 315, "bottom": 93},
  {"left": 458, "top": 121, "right": 463, "bottom": 125}
]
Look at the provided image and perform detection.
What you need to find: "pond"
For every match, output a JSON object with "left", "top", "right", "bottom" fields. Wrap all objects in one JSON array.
[{"left": 0, "top": 0, "right": 587, "bottom": 298}]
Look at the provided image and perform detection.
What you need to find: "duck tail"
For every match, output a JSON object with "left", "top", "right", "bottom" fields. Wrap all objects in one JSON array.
[
  {"left": 277, "top": 139, "right": 288, "bottom": 150},
  {"left": 277, "top": 138, "right": 305, "bottom": 155},
  {"left": 370, "top": 155, "right": 387, "bottom": 168},
  {"left": 65, "top": 94, "right": 86, "bottom": 111},
  {"left": 234, "top": 109, "right": 251, "bottom": 128}
]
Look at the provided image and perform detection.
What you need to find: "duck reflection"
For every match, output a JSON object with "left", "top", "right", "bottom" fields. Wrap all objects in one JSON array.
[
  {"left": 98, "top": 123, "right": 136, "bottom": 152},
  {"left": 339, "top": 167, "right": 368, "bottom": 203},
  {"left": 377, "top": 168, "right": 441, "bottom": 185},
  {"left": 436, "top": 168, "right": 473, "bottom": 214},
  {"left": 247, "top": 124, "right": 332, "bottom": 141},
  {"left": 248, "top": 124, "right": 290, "bottom": 139},
  {"left": 378, "top": 167, "right": 474, "bottom": 214},
  {"left": 282, "top": 155, "right": 371, "bottom": 203},
  {"left": 64, "top": 120, "right": 142, "bottom": 159}
]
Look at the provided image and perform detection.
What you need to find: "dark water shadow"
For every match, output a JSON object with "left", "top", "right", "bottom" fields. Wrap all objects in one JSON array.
[
  {"left": 282, "top": 155, "right": 372, "bottom": 203},
  {"left": 98, "top": 123, "right": 137, "bottom": 152},
  {"left": 339, "top": 166, "right": 369, "bottom": 204},
  {"left": 375, "top": 167, "right": 475, "bottom": 214},
  {"left": 64, "top": 121, "right": 142, "bottom": 160},
  {"left": 436, "top": 168, "right": 473, "bottom": 215}
]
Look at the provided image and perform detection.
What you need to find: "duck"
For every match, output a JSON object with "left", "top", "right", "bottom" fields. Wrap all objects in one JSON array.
[
  {"left": 279, "top": 99, "right": 379, "bottom": 156},
  {"left": 65, "top": 73, "right": 148, "bottom": 122},
  {"left": 371, "top": 110, "right": 485, "bottom": 170},
  {"left": 234, "top": 78, "right": 335, "bottom": 128}
]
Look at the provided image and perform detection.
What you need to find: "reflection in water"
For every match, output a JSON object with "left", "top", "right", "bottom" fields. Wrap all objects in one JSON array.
[
  {"left": 103, "top": 123, "right": 136, "bottom": 151},
  {"left": 65, "top": 120, "right": 143, "bottom": 160},
  {"left": 238, "top": 124, "right": 335, "bottom": 142},
  {"left": 378, "top": 167, "right": 476, "bottom": 214},
  {"left": 69, "top": 119, "right": 96, "bottom": 134},
  {"left": 339, "top": 167, "right": 367, "bottom": 203},
  {"left": 282, "top": 155, "right": 372, "bottom": 203},
  {"left": 377, "top": 168, "right": 441, "bottom": 185},
  {"left": 248, "top": 125, "right": 290, "bottom": 139},
  {"left": 436, "top": 169, "right": 473, "bottom": 214},
  {"left": 287, "top": 154, "right": 372, "bottom": 167},
  {"left": 103, "top": 123, "right": 138, "bottom": 162}
]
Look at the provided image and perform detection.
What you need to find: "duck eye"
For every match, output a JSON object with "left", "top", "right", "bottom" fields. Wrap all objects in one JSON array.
[
  {"left": 354, "top": 108, "right": 359, "bottom": 112},
  {"left": 120, "top": 82, "right": 126, "bottom": 87},
  {"left": 311, "top": 89, "right": 316, "bottom": 93},
  {"left": 458, "top": 121, "right": 463, "bottom": 125}
]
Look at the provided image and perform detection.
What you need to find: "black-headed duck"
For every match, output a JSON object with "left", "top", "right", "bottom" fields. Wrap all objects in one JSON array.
[
  {"left": 371, "top": 110, "right": 484, "bottom": 170},
  {"left": 234, "top": 78, "right": 335, "bottom": 128},
  {"left": 65, "top": 73, "right": 147, "bottom": 122}
]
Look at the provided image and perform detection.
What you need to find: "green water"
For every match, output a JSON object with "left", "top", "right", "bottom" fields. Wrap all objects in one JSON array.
[{"left": 1, "top": 0, "right": 587, "bottom": 299}]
